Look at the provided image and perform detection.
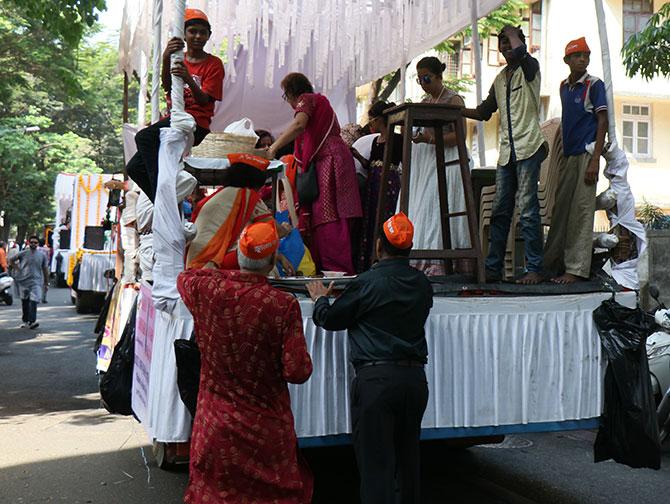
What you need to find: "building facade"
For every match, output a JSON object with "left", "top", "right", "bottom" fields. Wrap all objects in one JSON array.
[{"left": 390, "top": 0, "right": 670, "bottom": 211}]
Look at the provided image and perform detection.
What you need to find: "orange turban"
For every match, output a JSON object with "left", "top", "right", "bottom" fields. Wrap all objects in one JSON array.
[
  {"left": 228, "top": 153, "right": 270, "bottom": 172},
  {"left": 184, "top": 8, "right": 209, "bottom": 24},
  {"left": 383, "top": 212, "right": 414, "bottom": 249},
  {"left": 565, "top": 37, "right": 590, "bottom": 57},
  {"left": 238, "top": 222, "right": 279, "bottom": 260}
]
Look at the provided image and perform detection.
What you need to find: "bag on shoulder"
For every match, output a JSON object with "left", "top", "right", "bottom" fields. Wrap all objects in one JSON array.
[
  {"left": 296, "top": 161, "right": 319, "bottom": 204},
  {"left": 296, "top": 113, "right": 335, "bottom": 206}
]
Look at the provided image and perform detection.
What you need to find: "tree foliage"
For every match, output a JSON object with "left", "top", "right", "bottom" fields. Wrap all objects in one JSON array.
[
  {"left": 622, "top": 2, "right": 670, "bottom": 80},
  {"left": 371, "top": 0, "right": 526, "bottom": 104},
  {"left": 433, "top": 0, "right": 526, "bottom": 53},
  {"left": 3, "top": 0, "right": 105, "bottom": 47},
  {"left": 0, "top": 0, "right": 137, "bottom": 240}
]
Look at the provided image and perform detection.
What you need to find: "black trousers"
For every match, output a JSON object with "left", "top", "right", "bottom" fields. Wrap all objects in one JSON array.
[
  {"left": 126, "top": 117, "right": 209, "bottom": 203},
  {"left": 351, "top": 364, "right": 429, "bottom": 504},
  {"left": 21, "top": 298, "right": 37, "bottom": 323}
]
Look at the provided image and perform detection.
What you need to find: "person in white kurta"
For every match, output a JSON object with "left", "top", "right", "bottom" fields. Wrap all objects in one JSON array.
[{"left": 407, "top": 56, "right": 471, "bottom": 275}]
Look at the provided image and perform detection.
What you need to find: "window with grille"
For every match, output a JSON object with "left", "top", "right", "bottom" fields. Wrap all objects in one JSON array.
[
  {"left": 518, "top": 2, "right": 542, "bottom": 54},
  {"left": 622, "top": 104, "right": 652, "bottom": 158},
  {"left": 444, "top": 41, "right": 461, "bottom": 78},
  {"left": 461, "top": 36, "right": 472, "bottom": 77},
  {"left": 487, "top": 36, "right": 502, "bottom": 66},
  {"left": 530, "top": 2, "right": 542, "bottom": 51},
  {"left": 623, "top": 0, "right": 653, "bottom": 43}
]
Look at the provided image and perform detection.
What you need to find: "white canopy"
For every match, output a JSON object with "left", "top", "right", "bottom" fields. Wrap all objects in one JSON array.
[{"left": 118, "top": 0, "right": 506, "bottom": 131}]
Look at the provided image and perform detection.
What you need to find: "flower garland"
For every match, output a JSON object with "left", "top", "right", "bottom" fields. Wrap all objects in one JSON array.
[{"left": 75, "top": 175, "right": 106, "bottom": 249}]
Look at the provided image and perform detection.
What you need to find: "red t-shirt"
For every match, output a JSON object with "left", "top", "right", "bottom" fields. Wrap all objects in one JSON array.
[{"left": 167, "top": 53, "right": 224, "bottom": 130}]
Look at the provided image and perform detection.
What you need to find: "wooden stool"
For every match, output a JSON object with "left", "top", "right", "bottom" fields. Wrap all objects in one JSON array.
[{"left": 374, "top": 103, "right": 484, "bottom": 282}]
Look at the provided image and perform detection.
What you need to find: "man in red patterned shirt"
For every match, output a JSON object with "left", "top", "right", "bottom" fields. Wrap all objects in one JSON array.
[{"left": 178, "top": 221, "right": 313, "bottom": 504}]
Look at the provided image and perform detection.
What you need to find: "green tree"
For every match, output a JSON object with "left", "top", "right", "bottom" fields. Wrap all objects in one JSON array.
[
  {"left": 52, "top": 41, "right": 137, "bottom": 173},
  {"left": 3, "top": 0, "right": 105, "bottom": 47},
  {"left": 621, "top": 2, "right": 670, "bottom": 80},
  {"left": 0, "top": 1, "right": 120, "bottom": 241},
  {"left": 370, "top": 0, "right": 526, "bottom": 104}
]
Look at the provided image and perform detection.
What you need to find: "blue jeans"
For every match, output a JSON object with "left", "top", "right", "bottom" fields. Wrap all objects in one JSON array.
[{"left": 485, "top": 148, "right": 545, "bottom": 275}]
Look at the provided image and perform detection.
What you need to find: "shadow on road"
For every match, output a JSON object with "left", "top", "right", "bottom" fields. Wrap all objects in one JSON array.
[
  {"left": 0, "top": 288, "right": 102, "bottom": 419},
  {"left": 0, "top": 446, "right": 188, "bottom": 503}
]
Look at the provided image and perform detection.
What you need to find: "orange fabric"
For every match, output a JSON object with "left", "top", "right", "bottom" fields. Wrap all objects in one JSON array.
[
  {"left": 191, "top": 187, "right": 222, "bottom": 223},
  {"left": 228, "top": 153, "right": 270, "bottom": 172},
  {"left": 189, "top": 189, "right": 261, "bottom": 269},
  {"left": 239, "top": 222, "right": 279, "bottom": 260},
  {"left": 185, "top": 8, "right": 209, "bottom": 23},
  {"left": 383, "top": 212, "right": 414, "bottom": 249},
  {"left": 0, "top": 247, "right": 7, "bottom": 271},
  {"left": 565, "top": 37, "right": 590, "bottom": 56},
  {"left": 280, "top": 154, "right": 298, "bottom": 194}
]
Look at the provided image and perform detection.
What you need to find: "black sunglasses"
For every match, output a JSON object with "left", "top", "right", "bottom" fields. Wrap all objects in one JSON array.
[
  {"left": 416, "top": 74, "right": 433, "bottom": 85},
  {"left": 282, "top": 92, "right": 288, "bottom": 101}
]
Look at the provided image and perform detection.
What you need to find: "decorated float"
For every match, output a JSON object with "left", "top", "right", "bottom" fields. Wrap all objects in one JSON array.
[
  {"left": 52, "top": 172, "right": 117, "bottom": 313},
  {"left": 99, "top": 0, "right": 647, "bottom": 468}
]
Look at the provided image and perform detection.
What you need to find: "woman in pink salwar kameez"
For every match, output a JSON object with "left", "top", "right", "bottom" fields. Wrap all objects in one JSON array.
[{"left": 268, "top": 73, "right": 362, "bottom": 274}]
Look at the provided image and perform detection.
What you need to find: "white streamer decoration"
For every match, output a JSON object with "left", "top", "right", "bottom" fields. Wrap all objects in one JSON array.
[{"left": 117, "top": 0, "right": 506, "bottom": 96}]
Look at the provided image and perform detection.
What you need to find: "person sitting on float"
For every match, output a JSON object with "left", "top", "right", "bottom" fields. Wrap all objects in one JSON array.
[
  {"left": 185, "top": 153, "right": 293, "bottom": 274},
  {"left": 254, "top": 129, "right": 275, "bottom": 149},
  {"left": 126, "top": 8, "right": 225, "bottom": 203}
]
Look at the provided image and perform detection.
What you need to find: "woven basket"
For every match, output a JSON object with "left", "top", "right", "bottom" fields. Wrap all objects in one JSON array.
[{"left": 191, "top": 132, "right": 271, "bottom": 159}]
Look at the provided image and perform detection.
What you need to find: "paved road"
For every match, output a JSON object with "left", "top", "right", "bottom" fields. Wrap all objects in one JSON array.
[
  {"left": 1, "top": 287, "right": 669, "bottom": 503},
  {"left": 0, "top": 287, "right": 188, "bottom": 503}
]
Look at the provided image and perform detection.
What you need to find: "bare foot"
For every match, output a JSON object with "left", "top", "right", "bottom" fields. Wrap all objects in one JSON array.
[
  {"left": 550, "top": 273, "right": 585, "bottom": 285},
  {"left": 515, "top": 272, "right": 544, "bottom": 285}
]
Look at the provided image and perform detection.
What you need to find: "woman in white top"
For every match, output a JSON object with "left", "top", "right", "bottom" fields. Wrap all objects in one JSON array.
[{"left": 409, "top": 56, "right": 471, "bottom": 275}]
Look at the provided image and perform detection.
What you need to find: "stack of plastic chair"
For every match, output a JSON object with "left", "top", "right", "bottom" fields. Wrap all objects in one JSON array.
[{"left": 478, "top": 119, "right": 562, "bottom": 280}]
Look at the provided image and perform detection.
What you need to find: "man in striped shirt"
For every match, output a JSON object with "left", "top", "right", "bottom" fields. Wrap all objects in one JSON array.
[{"left": 544, "top": 36, "right": 609, "bottom": 284}]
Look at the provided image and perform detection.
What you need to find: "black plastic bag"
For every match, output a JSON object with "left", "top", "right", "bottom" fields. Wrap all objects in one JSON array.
[
  {"left": 174, "top": 334, "right": 201, "bottom": 418},
  {"left": 99, "top": 299, "right": 138, "bottom": 416},
  {"left": 593, "top": 298, "right": 661, "bottom": 469}
]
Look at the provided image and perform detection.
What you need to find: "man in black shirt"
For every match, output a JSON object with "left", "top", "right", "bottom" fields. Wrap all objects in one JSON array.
[{"left": 307, "top": 212, "right": 433, "bottom": 504}]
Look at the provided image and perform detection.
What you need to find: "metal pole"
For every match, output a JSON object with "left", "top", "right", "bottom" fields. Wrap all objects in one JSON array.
[
  {"left": 471, "top": 0, "right": 486, "bottom": 167},
  {"left": 151, "top": 0, "right": 163, "bottom": 124},
  {"left": 137, "top": 52, "right": 148, "bottom": 127},
  {"left": 594, "top": 0, "right": 617, "bottom": 143},
  {"left": 170, "top": 0, "right": 186, "bottom": 118},
  {"left": 122, "top": 71, "right": 129, "bottom": 124}
]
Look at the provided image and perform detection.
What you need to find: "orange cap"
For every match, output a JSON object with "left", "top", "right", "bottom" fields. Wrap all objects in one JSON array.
[
  {"left": 383, "top": 212, "right": 414, "bottom": 249},
  {"left": 184, "top": 8, "right": 209, "bottom": 24},
  {"left": 227, "top": 153, "right": 270, "bottom": 172},
  {"left": 238, "top": 222, "right": 279, "bottom": 260},
  {"left": 565, "top": 37, "right": 590, "bottom": 57}
]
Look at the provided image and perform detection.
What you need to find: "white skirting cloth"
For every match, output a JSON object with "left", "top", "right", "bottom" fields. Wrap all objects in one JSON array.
[
  {"left": 145, "top": 300, "right": 193, "bottom": 442},
  {"left": 289, "top": 291, "right": 636, "bottom": 439},
  {"left": 403, "top": 143, "right": 472, "bottom": 254},
  {"left": 77, "top": 252, "right": 116, "bottom": 292}
]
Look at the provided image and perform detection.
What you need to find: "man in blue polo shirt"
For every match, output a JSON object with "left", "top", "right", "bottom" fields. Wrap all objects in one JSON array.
[{"left": 544, "top": 36, "right": 608, "bottom": 284}]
